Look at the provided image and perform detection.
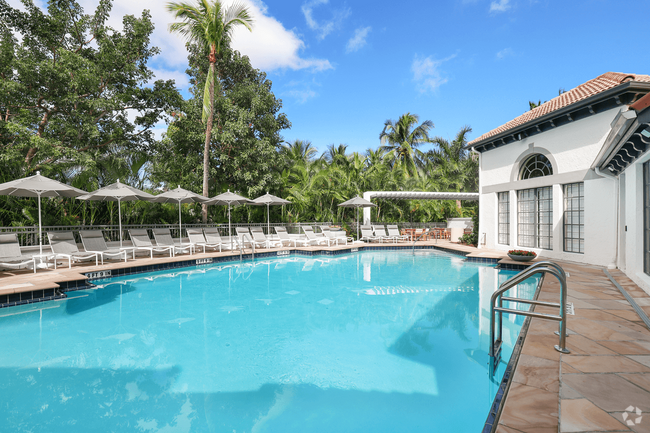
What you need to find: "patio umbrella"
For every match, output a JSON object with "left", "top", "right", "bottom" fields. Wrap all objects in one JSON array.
[
  {"left": 207, "top": 190, "right": 254, "bottom": 251},
  {"left": 338, "top": 195, "right": 377, "bottom": 241},
  {"left": 149, "top": 186, "right": 210, "bottom": 245},
  {"left": 251, "top": 192, "right": 291, "bottom": 234},
  {"left": 77, "top": 180, "right": 154, "bottom": 247},
  {"left": 0, "top": 172, "right": 87, "bottom": 254}
]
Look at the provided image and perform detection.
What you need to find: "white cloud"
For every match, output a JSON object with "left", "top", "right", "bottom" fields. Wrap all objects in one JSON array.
[
  {"left": 287, "top": 89, "right": 318, "bottom": 104},
  {"left": 490, "top": 0, "right": 511, "bottom": 13},
  {"left": 284, "top": 80, "right": 319, "bottom": 104},
  {"left": 411, "top": 54, "right": 456, "bottom": 93},
  {"left": 9, "top": 0, "right": 332, "bottom": 74},
  {"left": 346, "top": 26, "right": 371, "bottom": 53},
  {"left": 496, "top": 47, "right": 513, "bottom": 60},
  {"left": 301, "top": 0, "right": 351, "bottom": 40}
]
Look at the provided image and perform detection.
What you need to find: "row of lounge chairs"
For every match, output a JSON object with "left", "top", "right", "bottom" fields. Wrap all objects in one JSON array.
[{"left": 0, "top": 224, "right": 426, "bottom": 272}]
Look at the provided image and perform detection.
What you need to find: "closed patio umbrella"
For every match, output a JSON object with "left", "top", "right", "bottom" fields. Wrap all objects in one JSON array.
[
  {"left": 251, "top": 192, "right": 291, "bottom": 234},
  {"left": 206, "top": 190, "right": 254, "bottom": 251},
  {"left": 338, "top": 196, "right": 377, "bottom": 241},
  {"left": 77, "top": 180, "right": 154, "bottom": 247},
  {"left": 149, "top": 186, "right": 210, "bottom": 245},
  {"left": 0, "top": 172, "right": 87, "bottom": 254}
]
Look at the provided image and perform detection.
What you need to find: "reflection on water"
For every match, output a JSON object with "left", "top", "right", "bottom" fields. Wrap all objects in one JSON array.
[{"left": 0, "top": 252, "right": 538, "bottom": 432}]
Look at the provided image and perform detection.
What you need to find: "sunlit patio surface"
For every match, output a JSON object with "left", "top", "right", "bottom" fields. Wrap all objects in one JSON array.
[{"left": 1, "top": 240, "right": 649, "bottom": 432}]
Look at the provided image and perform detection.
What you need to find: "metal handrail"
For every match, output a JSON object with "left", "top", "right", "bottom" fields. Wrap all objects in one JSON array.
[
  {"left": 238, "top": 233, "right": 255, "bottom": 261},
  {"left": 412, "top": 228, "right": 431, "bottom": 254},
  {"left": 489, "top": 260, "right": 569, "bottom": 374}
]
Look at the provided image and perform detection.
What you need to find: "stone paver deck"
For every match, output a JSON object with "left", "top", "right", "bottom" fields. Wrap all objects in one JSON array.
[{"left": 2, "top": 240, "right": 650, "bottom": 432}]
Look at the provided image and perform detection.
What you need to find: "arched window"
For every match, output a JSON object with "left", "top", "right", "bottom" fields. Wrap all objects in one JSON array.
[{"left": 519, "top": 154, "right": 553, "bottom": 180}]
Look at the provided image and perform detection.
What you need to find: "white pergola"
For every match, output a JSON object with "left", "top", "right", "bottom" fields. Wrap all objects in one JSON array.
[{"left": 361, "top": 191, "right": 479, "bottom": 224}]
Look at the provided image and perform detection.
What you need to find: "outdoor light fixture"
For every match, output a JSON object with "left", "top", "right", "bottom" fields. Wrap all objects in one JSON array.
[{"left": 641, "top": 127, "right": 650, "bottom": 138}]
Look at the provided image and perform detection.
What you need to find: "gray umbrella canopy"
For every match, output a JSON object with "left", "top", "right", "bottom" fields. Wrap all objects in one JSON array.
[
  {"left": 338, "top": 195, "right": 377, "bottom": 240},
  {"left": 149, "top": 186, "right": 209, "bottom": 245},
  {"left": 251, "top": 192, "right": 291, "bottom": 234},
  {"left": 207, "top": 190, "right": 255, "bottom": 250},
  {"left": 77, "top": 180, "right": 155, "bottom": 247},
  {"left": 0, "top": 172, "right": 87, "bottom": 254}
]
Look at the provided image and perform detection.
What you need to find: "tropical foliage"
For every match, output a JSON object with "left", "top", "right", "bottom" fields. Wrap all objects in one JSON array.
[{"left": 0, "top": 0, "right": 479, "bottom": 231}]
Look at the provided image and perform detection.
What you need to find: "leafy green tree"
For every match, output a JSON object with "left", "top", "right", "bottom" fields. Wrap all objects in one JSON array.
[
  {"left": 379, "top": 113, "right": 434, "bottom": 177},
  {"left": 167, "top": 0, "right": 253, "bottom": 222},
  {"left": 151, "top": 44, "right": 290, "bottom": 222}
]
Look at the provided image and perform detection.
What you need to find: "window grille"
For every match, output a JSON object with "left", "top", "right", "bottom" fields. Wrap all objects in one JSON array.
[
  {"left": 517, "top": 187, "right": 553, "bottom": 249},
  {"left": 498, "top": 192, "right": 510, "bottom": 245},
  {"left": 520, "top": 154, "right": 553, "bottom": 180},
  {"left": 563, "top": 183, "right": 584, "bottom": 253}
]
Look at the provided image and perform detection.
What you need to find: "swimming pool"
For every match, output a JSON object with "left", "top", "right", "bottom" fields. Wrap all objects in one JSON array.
[{"left": 0, "top": 250, "right": 537, "bottom": 432}]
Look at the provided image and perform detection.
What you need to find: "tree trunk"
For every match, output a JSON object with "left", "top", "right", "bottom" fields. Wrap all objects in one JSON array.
[{"left": 202, "top": 58, "right": 216, "bottom": 223}]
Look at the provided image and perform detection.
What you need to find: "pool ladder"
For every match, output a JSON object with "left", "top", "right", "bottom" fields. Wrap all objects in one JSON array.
[
  {"left": 237, "top": 234, "right": 255, "bottom": 261},
  {"left": 489, "top": 261, "right": 570, "bottom": 375},
  {"left": 411, "top": 228, "right": 431, "bottom": 254}
]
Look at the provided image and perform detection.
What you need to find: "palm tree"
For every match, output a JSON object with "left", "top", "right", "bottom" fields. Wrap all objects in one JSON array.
[
  {"left": 281, "top": 139, "right": 318, "bottom": 166},
  {"left": 167, "top": 0, "right": 253, "bottom": 222},
  {"left": 379, "top": 113, "right": 433, "bottom": 177}
]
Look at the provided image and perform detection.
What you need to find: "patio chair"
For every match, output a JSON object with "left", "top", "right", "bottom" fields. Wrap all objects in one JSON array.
[
  {"left": 235, "top": 227, "right": 263, "bottom": 249},
  {"left": 319, "top": 226, "right": 353, "bottom": 245},
  {"left": 0, "top": 233, "right": 37, "bottom": 273},
  {"left": 302, "top": 226, "right": 332, "bottom": 246},
  {"left": 47, "top": 231, "right": 100, "bottom": 268},
  {"left": 203, "top": 227, "right": 232, "bottom": 250},
  {"left": 360, "top": 226, "right": 381, "bottom": 243},
  {"left": 372, "top": 225, "right": 398, "bottom": 243},
  {"left": 274, "top": 226, "right": 310, "bottom": 247},
  {"left": 79, "top": 230, "right": 129, "bottom": 262},
  {"left": 250, "top": 227, "right": 282, "bottom": 249},
  {"left": 187, "top": 228, "right": 222, "bottom": 253},
  {"left": 152, "top": 228, "right": 194, "bottom": 255},
  {"left": 386, "top": 225, "right": 410, "bottom": 242},
  {"left": 128, "top": 229, "right": 174, "bottom": 258}
]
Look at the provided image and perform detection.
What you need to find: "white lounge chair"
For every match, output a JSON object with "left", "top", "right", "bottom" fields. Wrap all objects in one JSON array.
[
  {"left": 152, "top": 228, "right": 194, "bottom": 255},
  {"left": 274, "top": 227, "right": 310, "bottom": 247},
  {"left": 302, "top": 226, "right": 332, "bottom": 246},
  {"left": 360, "top": 226, "right": 381, "bottom": 243},
  {"left": 387, "top": 225, "right": 410, "bottom": 242},
  {"left": 128, "top": 229, "right": 174, "bottom": 258},
  {"left": 319, "top": 226, "right": 353, "bottom": 245},
  {"left": 187, "top": 228, "right": 222, "bottom": 253},
  {"left": 203, "top": 227, "right": 232, "bottom": 250},
  {"left": 235, "top": 227, "right": 263, "bottom": 249},
  {"left": 47, "top": 231, "right": 100, "bottom": 268},
  {"left": 372, "top": 225, "right": 398, "bottom": 243},
  {"left": 79, "top": 230, "right": 129, "bottom": 262},
  {"left": 0, "top": 233, "right": 36, "bottom": 273},
  {"left": 250, "top": 227, "right": 282, "bottom": 249}
]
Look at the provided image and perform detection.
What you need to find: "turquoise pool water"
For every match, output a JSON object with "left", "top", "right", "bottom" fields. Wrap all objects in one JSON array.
[{"left": 0, "top": 251, "right": 537, "bottom": 432}]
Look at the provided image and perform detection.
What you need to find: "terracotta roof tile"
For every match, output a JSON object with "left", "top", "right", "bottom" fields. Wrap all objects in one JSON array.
[{"left": 469, "top": 72, "right": 650, "bottom": 146}]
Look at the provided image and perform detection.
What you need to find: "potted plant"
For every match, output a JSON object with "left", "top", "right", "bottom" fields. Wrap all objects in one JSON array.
[{"left": 507, "top": 249, "right": 537, "bottom": 262}]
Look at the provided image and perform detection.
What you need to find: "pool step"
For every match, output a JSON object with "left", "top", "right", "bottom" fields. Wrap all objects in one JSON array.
[{"left": 491, "top": 339, "right": 502, "bottom": 372}]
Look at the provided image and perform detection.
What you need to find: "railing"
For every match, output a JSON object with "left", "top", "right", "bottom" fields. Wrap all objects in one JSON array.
[
  {"left": 489, "top": 261, "right": 569, "bottom": 375},
  {"left": 237, "top": 233, "right": 255, "bottom": 261},
  {"left": 412, "top": 229, "right": 431, "bottom": 254}
]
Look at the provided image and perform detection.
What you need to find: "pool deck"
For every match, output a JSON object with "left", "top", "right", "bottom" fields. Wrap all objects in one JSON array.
[{"left": 1, "top": 240, "right": 650, "bottom": 432}]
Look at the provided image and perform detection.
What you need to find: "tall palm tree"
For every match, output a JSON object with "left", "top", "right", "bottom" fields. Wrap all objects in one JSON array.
[
  {"left": 167, "top": 0, "right": 253, "bottom": 222},
  {"left": 281, "top": 139, "right": 318, "bottom": 166},
  {"left": 379, "top": 113, "right": 433, "bottom": 178}
]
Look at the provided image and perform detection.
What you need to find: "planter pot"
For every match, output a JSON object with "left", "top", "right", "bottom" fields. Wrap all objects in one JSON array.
[{"left": 507, "top": 253, "right": 535, "bottom": 262}]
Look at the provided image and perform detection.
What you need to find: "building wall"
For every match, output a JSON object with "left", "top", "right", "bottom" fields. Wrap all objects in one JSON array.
[
  {"left": 478, "top": 108, "right": 623, "bottom": 268},
  {"left": 622, "top": 152, "right": 650, "bottom": 293}
]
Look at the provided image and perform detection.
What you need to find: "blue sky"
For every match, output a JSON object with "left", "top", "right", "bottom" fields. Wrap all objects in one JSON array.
[{"left": 11, "top": 0, "right": 650, "bottom": 155}]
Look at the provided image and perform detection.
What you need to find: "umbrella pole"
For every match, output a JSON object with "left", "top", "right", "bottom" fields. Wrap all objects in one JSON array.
[
  {"left": 178, "top": 199, "right": 182, "bottom": 246},
  {"left": 356, "top": 206, "right": 359, "bottom": 241},
  {"left": 118, "top": 198, "right": 123, "bottom": 248},
  {"left": 229, "top": 204, "right": 232, "bottom": 251},
  {"left": 267, "top": 203, "right": 270, "bottom": 235},
  {"left": 38, "top": 192, "right": 42, "bottom": 255}
]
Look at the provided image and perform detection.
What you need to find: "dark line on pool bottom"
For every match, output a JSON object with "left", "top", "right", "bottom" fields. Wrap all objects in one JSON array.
[{"left": 482, "top": 273, "right": 546, "bottom": 433}]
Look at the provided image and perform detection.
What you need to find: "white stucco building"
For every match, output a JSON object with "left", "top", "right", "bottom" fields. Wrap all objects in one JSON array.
[{"left": 468, "top": 72, "right": 650, "bottom": 294}]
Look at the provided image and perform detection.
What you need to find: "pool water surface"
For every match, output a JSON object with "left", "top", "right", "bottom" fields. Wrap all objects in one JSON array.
[{"left": 0, "top": 251, "right": 537, "bottom": 432}]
